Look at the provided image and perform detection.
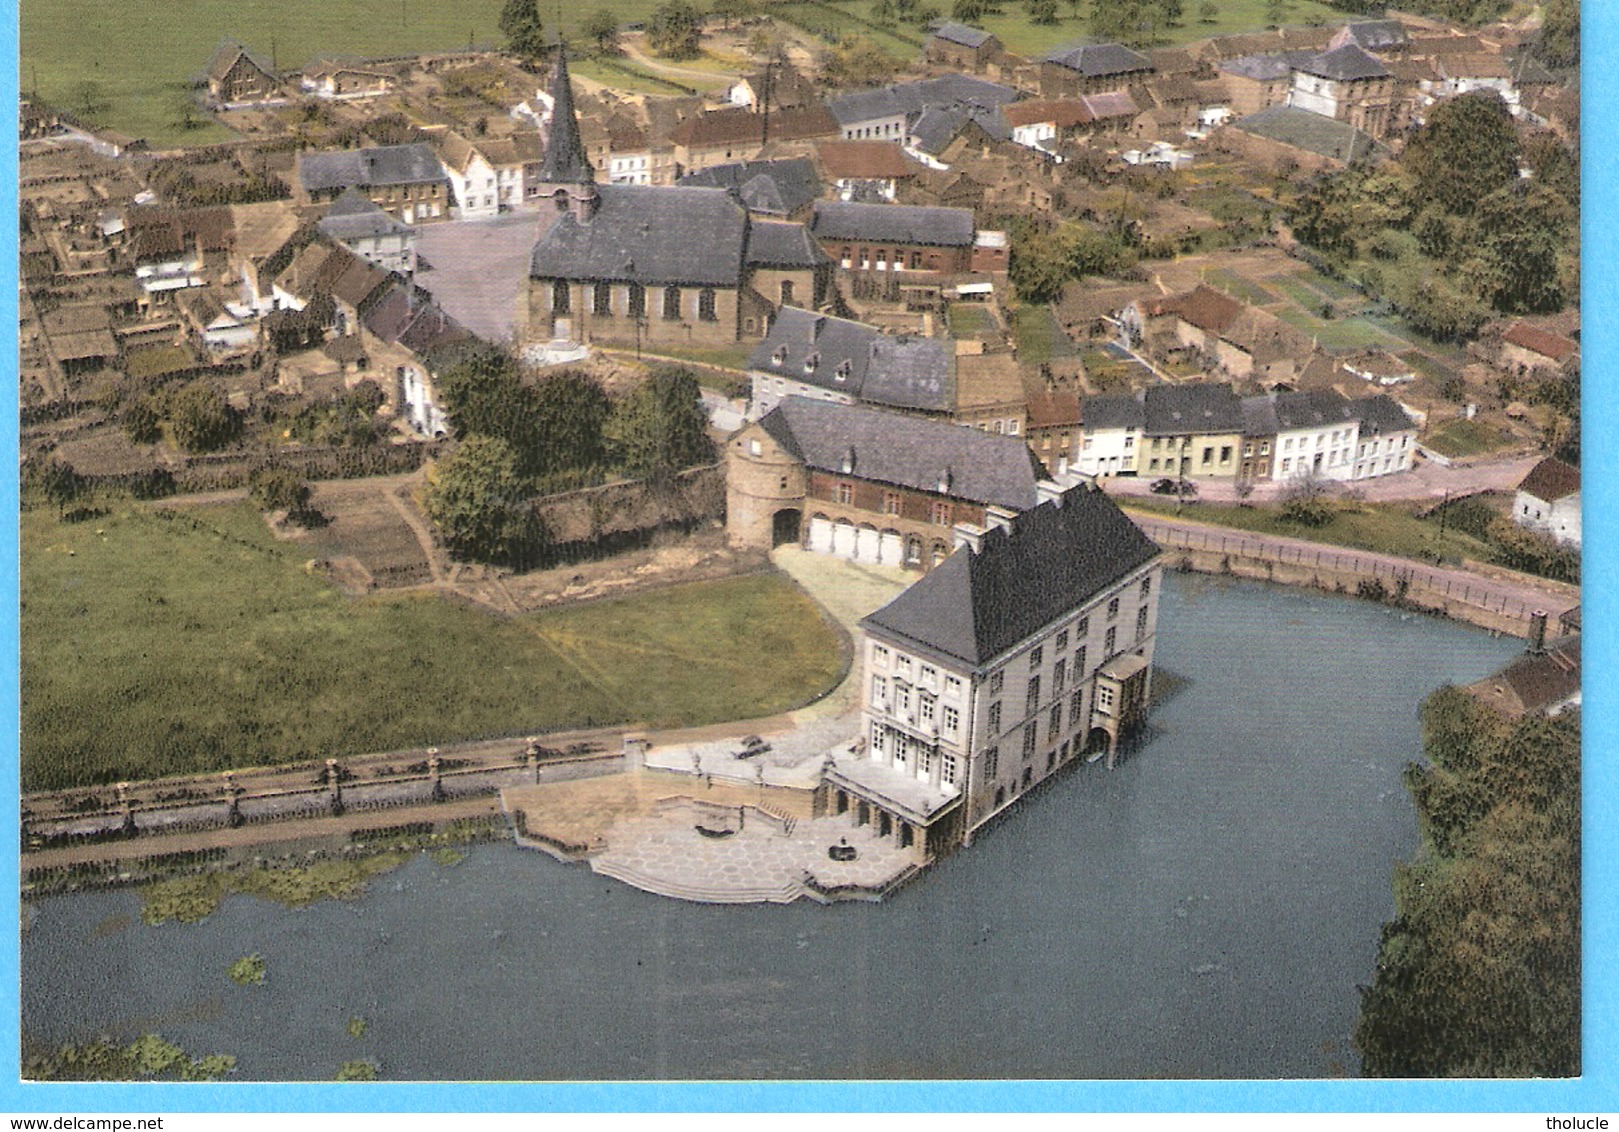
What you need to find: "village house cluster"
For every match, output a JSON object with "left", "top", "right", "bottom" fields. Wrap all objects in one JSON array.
[{"left": 17, "top": 1, "right": 1580, "bottom": 861}]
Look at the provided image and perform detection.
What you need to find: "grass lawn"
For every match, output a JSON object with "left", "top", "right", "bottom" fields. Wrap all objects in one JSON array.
[
  {"left": 22, "top": 0, "right": 676, "bottom": 147},
  {"left": 572, "top": 57, "right": 705, "bottom": 97},
  {"left": 1423, "top": 418, "right": 1516, "bottom": 459},
  {"left": 21, "top": 503, "right": 844, "bottom": 790},
  {"left": 1273, "top": 306, "right": 1403, "bottom": 353},
  {"left": 1012, "top": 304, "right": 1073, "bottom": 365},
  {"left": 1202, "top": 267, "right": 1275, "bottom": 307},
  {"left": 1122, "top": 497, "right": 1497, "bottom": 565},
  {"left": 948, "top": 303, "right": 999, "bottom": 340}
]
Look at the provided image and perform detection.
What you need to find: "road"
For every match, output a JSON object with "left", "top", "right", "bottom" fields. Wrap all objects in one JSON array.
[{"left": 1099, "top": 451, "right": 1545, "bottom": 505}]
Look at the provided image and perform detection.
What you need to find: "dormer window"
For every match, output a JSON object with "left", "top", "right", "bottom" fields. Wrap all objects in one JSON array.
[
  {"left": 834, "top": 360, "right": 852, "bottom": 383},
  {"left": 771, "top": 346, "right": 787, "bottom": 368},
  {"left": 804, "top": 352, "right": 820, "bottom": 374}
]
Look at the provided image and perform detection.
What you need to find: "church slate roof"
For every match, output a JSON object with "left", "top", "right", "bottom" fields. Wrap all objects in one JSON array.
[
  {"left": 1220, "top": 50, "right": 1318, "bottom": 82},
  {"left": 529, "top": 185, "right": 751, "bottom": 287},
  {"left": 536, "top": 47, "right": 595, "bottom": 184},
  {"left": 861, "top": 483, "right": 1161, "bottom": 667},
  {"left": 757, "top": 395, "right": 1041, "bottom": 510},
  {"left": 299, "top": 144, "right": 448, "bottom": 193},
  {"left": 744, "top": 219, "right": 828, "bottom": 269},
  {"left": 810, "top": 201, "right": 976, "bottom": 247},
  {"left": 747, "top": 308, "right": 955, "bottom": 413}
]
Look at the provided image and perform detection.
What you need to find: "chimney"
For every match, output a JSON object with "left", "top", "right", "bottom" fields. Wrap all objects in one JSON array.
[
  {"left": 937, "top": 465, "right": 954, "bottom": 495},
  {"left": 840, "top": 446, "right": 856, "bottom": 474},
  {"left": 1528, "top": 609, "right": 1548, "bottom": 655},
  {"left": 983, "top": 505, "right": 1016, "bottom": 533},
  {"left": 1035, "top": 478, "right": 1067, "bottom": 506},
  {"left": 952, "top": 520, "right": 987, "bottom": 554}
]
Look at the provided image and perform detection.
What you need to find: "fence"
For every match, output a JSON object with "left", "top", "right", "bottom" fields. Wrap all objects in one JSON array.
[{"left": 1135, "top": 519, "right": 1554, "bottom": 632}]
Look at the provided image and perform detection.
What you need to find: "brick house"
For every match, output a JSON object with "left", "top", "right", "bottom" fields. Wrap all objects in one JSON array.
[
  {"left": 1039, "top": 42, "right": 1154, "bottom": 99},
  {"left": 296, "top": 144, "right": 451, "bottom": 224},
  {"left": 926, "top": 23, "right": 1005, "bottom": 73},
  {"left": 810, "top": 201, "right": 978, "bottom": 276}
]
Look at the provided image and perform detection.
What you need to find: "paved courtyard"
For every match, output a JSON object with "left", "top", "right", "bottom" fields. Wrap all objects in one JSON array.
[{"left": 413, "top": 210, "right": 555, "bottom": 343}]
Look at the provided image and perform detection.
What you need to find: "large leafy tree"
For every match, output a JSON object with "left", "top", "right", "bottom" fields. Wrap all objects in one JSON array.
[
  {"left": 499, "top": 0, "right": 547, "bottom": 58},
  {"left": 435, "top": 347, "right": 610, "bottom": 482},
  {"left": 422, "top": 435, "right": 548, "bottom": 567},
  {"left": 1535, "top": 0, "right": 1579, "bottom": 69},
  {"left": 1402, "top": 91, "right": 1519, "bottom": 217},
  {"left": 529, "top": 369, "right": 613, "bottom": 480},
  {"left": 648, "top": 0, "right": 703, "bottom": 60},
  {"left": 820, "top": 35, "right": 898, "bottom": 88},
  {"left": 606, "top": 367, "right": 713, "bottom": 478},
  {"left": 166, "top": 381, "right": 243, "bottom": 453},
  {"left": 1460, "top": 184, "right": 1572, "bottom": 315},
  {"left": 1354, "top": 688, "right": 1579, "bottom": 1077}
]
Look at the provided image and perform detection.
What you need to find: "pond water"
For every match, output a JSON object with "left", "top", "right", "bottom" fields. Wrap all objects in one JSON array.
[{"left": 20, "top": 574, "right": 1525, "bottom": 1080}]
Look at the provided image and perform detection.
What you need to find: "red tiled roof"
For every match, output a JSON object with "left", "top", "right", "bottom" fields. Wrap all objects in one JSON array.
[
  {"left": 816, "top": 140, "right": 921, "bottom": 179},
  {"left": 1001, "top": 99, "right": 1090, "bottom": 129},
  {"left": 1503, "top": 321, "right": 1578, "bottom": 362},
  {"left": 1163, "top": 284, "right": 1244, "bottom": 335},
  {"left": 670, "top": 105, "right": 837, "bottom": 148},
  {"left": 1518, "top": 456, "right": 1580, "bottom": 503},
  {"left": 1026, "top": 389, "right": 1082, "bottom": 428}
]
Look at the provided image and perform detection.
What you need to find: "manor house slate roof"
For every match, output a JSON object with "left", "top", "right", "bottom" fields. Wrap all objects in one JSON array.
[
  {"left": 810, "top": 201, "right": 976, "bottom": 247},
  {"left": 758, "top": 396, "right": 1041, "bottom": 511},
  {"left": 1220, "top": 50, "right": 1318, "bottom": 82},
  {"left": 861, "top": 483, "right": 1161, "bottom": 667},
  {"left": 1333, "top": 19, "right": 1409, "bottom": 53},
  {"left": 1231, "top": 106, "right": 1384, "bottom": 164},
  {"left": 529, "top": 185, "right": 752, "bottom": 287},
  {"left": 931, "top": 21, "right": 996, "bottom": 48},
  {"left": 677, "top": 158, "right": 821, "bottom": 216},
  {"left": 1043, "top": 42, "right": 1153, "bottom": 78},
  {"left": 299, "top": 144, "right": 448, "bottom": 194},
  {"left": 748, "top": 308, "right": 955, "bottom": 413},
  {"left": 1142, "top": 383, "right": 1244, "bottom": 436},
  {"left": 1298, "top": 44, "right": 1390, "bottom": 81}
]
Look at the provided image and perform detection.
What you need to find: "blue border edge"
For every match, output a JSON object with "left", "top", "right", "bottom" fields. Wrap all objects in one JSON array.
[{"left": 2, "top": 0, "right": 1611, "bottom": 1114}]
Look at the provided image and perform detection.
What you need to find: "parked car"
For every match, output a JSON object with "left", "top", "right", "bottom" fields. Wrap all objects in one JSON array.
[{"left": 1150, "top": 477, "right": 1196, "bottom": 498}]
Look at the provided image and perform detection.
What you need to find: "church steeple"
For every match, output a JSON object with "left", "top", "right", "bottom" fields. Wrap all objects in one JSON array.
[{"left": 537, "top": 43, "right": 594, "bottom": 186}]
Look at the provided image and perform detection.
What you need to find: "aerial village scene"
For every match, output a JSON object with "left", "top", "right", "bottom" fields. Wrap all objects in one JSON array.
[{"left": 18, "top": 0, "right": 1580, "bottom": 1085}]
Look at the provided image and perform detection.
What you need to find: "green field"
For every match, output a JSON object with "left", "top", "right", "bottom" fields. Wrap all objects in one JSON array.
[
  {"left": 21, "top": 0, "right": 673, "bottom": 146},
  {"left": 22, "top": 503, "right": 845, "bottom": 790},
  {"left": 1422, "top": 418, "right": 1516, "bottom": 459},
  {"left": 1122, "top": 498, "right": 1498, "bottom": 566}
]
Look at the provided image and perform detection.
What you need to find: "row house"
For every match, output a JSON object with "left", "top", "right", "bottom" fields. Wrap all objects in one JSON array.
[
  {"left": 1075, "top": 394, "right": 1143, "bottom": 479},
  {"left": 745, "top": 306, "right": 956, "bottom": 421},
  {"left": 1349, "top": 394, "right": 1419, "bottom": 481},
  {"left": 953, "top": 353, "right": 1027, "bottom": 439},
  {"left": 666, "top": 105, "right": 839, "bottom": 177},
  {"left": 815, "top": 141, "right": 925, "bottom": 203},
  {"left": 1240, "top": 389, "right": 1361, "bottom": 483},
  {"left": 809, "top": 201, "right": 979, "bottom": 276},
  {"left": 296, "top": 143, "right": 451, "bottom": 224},
  {"left": 317, "top": 189, "right": 417, "bottom": 275},
  {"left": 725, "top": 394, "right": 1044, "bottom": 572},
  {"left": 841, "top": 482, "right": 1163, "bottom": 856},
  {"left": 1024, "top": 389, "right": 1082, "bottom": 476},
  {"left": 827, "top": 75, "right": 1021, "bottom": 142},
  {"left": 1139, "top": 382, "right": 1244, "bottom": 481}
]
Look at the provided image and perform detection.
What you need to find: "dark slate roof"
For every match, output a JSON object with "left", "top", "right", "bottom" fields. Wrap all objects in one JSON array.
[
  {"left": 677, "top": 158, "right": 821, "bottom": 216},
  {"left": 1232, "top": 105, "right": 1384, "bottom": 164},
  {"left": 529, "top": 185, "right": 750, "bottom": 287},
  {"left": 931, "top": 21, "right": 995, "bottom": 48},
  {"left": 1270, "top": 388, "right": 1354, "bottom": 432},
  {"left": 1350, "top": 394, "right": 1416, "bottom": 437},
  {"left": 747, "top": 308, "right": 955, "bottom": 412},
  {"left": 1338, "top": 20, "right": 1409, "bottom": 52},
  {"left": 1518, "top": 457, "right": 1580, "bottom": 503},
  {"left": 811, "top": 201, "right": 976, "bottom": 247},
  {"left": 537, "top": 47, "right": 594, "bottom": 184},
  {"left": 1220, "top": 50, "right": 1317, "bottom": 82},
  {"left": 299, "top": 144, "right": 448, "bottom": 193},
  {"left": 758, "top": 396, "right": 1040, "bottom": 510},
  {"left": 861, "top": 483, "right": 1161, "bottom": 667},
  {"left": 827, "top": 75, "right": 1019, "bottom": 127},
  {"left": 744, "top": 219, "right": 828, "bottom": 269},
  {"left": 1142, "top": 383, "right": 1244, "bottom": 436},
  {"left": 1081, "top": 393, "right": 1145, "bottom": 431},
  {"left": 1299, "top": 44, "right": 1390, "bottom": 81},
  {"left": 1240, "top": 395, "right": 1279, "bottom": 438},
  {"left": 909, "top": 103, "right": 1010, "bottom": 155},
  {"left": 318, "top": 188, "right": 413, "bottom": 241},
  {"left": 1043, "top": 42, "right": 1153, "bottom": 78}
]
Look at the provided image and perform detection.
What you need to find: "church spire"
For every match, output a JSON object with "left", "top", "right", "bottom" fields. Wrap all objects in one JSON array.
[{"left": 537, "top": 42, "right": 594, "bottom": 186}]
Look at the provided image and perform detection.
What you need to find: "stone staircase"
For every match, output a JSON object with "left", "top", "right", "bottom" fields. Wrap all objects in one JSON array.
[{"left": 589, "top": 854, "right": 809, "bottom": 905}]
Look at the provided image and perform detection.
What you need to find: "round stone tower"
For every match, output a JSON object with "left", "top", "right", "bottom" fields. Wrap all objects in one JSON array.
[{"left": 726, "top": 427, "right": 808, "bottom": 551}]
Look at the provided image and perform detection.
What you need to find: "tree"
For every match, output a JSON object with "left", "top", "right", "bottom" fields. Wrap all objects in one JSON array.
[
  {"left": 1091, "top": 0, "right": 1155, "bottom": 46},
  {"left": 498, "top": 0, "right": 547, "bottom": 58},
  {"left": 123, "top": 396, "right": 163, "bottom": 445},
  {"left": 1198, "top": 0, "right": 1219, "bottom": 23},
  {"left": 422, "top": 436, "right": 548, "bottom": 568},
  {"left": 1026, "top": 0, "right": 1060, "bottom": 24},
  {"left": 710, "top": 0, "right": 758, "bottom": 29},
  {"left": 648, "top": 0, "right": 703, "bottom": 60},
  {"left": 1278, "top": 472, "right": 1333, "bottom": 527},
  {"left": 166, "top": 382, "right": 242, "bottom": 453},
  {"left": 23, "top": 455, "right": 84, "bottom": 517},
  {"left": 952, "top": 0, "right": 987, "bottom": 20},
  {"left": 1154, "top": 0, "right": 1184, "bottom": 26},
  {"left": 606, "top": 367, "right": 714, "bottom": 477},
  {"left": 582, "top": 9, "right": 622, "bottom": 54},
  {"left": 1460, "top": 185, "right": 1572, "bottom": 315},
  {"left": 248, "top": 467, "right": 313, "bottom": 518},
  {"left": 1533, "top": 0, "right": 1578, "bottom": 69},
  {"left": 820, "top": 35, "right": 899, "bottom": 88},
  {"left": 1401, "top": 91, "right": 1519, "bottom": 218},
  {"left": 529, "top": 369, "right": 613, "bottom": 480},
  {"left": 1263, "top": 0, "right": 1291, "bottom": 28},
  {"left": 873, "top": 0, "right": 898, "bottom": 25}
]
